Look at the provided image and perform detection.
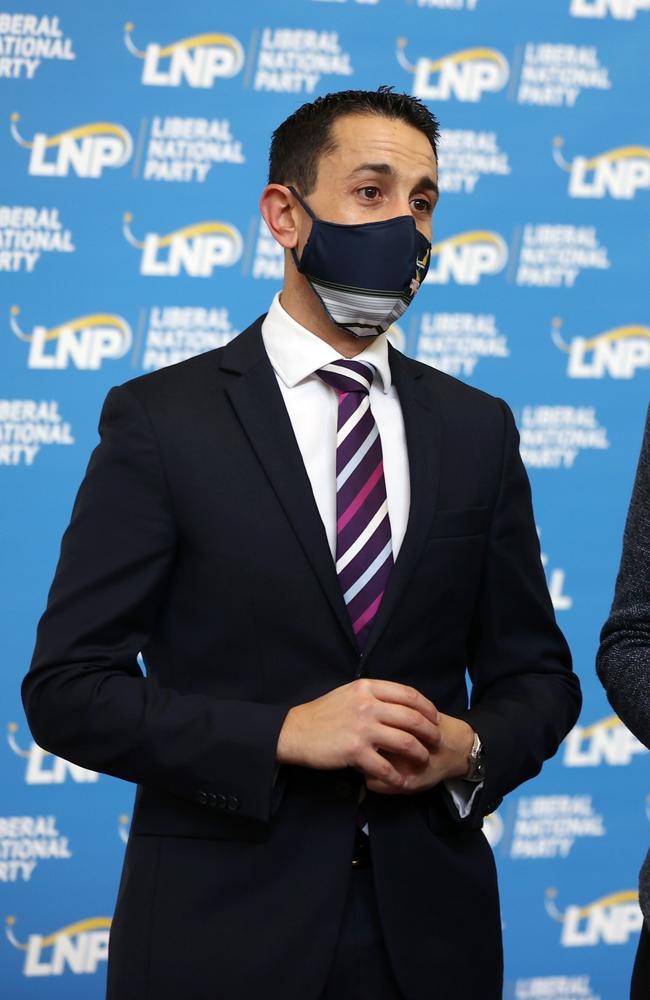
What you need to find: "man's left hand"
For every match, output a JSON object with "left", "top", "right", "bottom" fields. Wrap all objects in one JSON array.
[{"left": 365, "top": 713, "right": 475, "bottom": 794}]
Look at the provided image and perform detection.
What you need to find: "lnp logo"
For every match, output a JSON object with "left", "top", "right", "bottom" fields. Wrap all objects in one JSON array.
[
  {"left": 6, "top": 915, "right": 111, "bottom": 976},
  {"left": 7, "top": 724, "right": 99, "bottom": 783},
  {"left": 426, "top": 231, "right": 508, "bottom": 285},
  {"left": 554, "top": 137, "right": 650, "bottom": 199},
  {"left": 552, "top": 318, "right": 650, "bottom": 379},
  {"left": 11, "top": 307, "right": 132, "bottom": 370},
  {"left": 545, "top": 888, "right": 642, "bottom": 946},
  {"left": 10, "top": 113, "right": 132, "bottom": 178},
  {"left": 123, "top": 213, "right": 243, "bottom": 277},
  {"left": 564, "top": 715, "right": 648, "bottom": 767},
  {"left": 397, "top": 39, "right": 508, "bottom": 102},
  {"left": 124, "top": 22, "right": 244, "bottom": 87},
  {"left": 570, "top": 0, "right": 650, "bottom": 18}
]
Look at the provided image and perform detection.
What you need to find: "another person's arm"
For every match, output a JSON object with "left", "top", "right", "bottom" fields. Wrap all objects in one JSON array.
[{"left": 597, "top": 404, "right": 650, "bottom": 748}]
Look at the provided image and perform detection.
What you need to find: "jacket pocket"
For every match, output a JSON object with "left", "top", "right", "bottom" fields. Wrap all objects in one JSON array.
[{"left": 130, "top": 785, "right": 269, "bottom": 842}]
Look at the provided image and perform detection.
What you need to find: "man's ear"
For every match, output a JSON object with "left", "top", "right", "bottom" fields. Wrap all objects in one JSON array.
[{"left": 259, "top": 184, "right": 300, "bottom": 249}]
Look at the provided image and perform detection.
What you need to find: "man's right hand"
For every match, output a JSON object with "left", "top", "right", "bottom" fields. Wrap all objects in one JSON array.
[{"left": 275, "top": 679, "right": 441, "bottom": 791}]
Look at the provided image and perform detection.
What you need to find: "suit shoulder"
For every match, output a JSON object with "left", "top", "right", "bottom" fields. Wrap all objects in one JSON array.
[
  {"left": 114, "top": 318, "right": 265, "bottom": 409},
  {"left": 119, "top": 346, "right": 224, "bottom": 400},
  {"left": 402, "top": 353, "right": 507, "bottom": 419}
]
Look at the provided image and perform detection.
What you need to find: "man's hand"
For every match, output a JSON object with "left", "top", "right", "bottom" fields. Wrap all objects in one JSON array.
[
  {"left": 276, "top": 678, "right": 441, "bottom": 791},
  {"left": 365, "top": 713, "right": 475, "bottom": 795}
]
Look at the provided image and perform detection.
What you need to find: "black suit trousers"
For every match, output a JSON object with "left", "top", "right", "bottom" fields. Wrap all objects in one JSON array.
[{"left": 321, "top": 865, "right": 405, "bottom": 1000}]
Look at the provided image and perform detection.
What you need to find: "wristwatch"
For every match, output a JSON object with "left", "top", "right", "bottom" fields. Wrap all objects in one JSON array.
[{"left": 465, "top": 731, "right": 485, "bottom": 783}]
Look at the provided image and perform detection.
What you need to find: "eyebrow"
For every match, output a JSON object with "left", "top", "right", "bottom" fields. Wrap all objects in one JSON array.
[{"left": 347, "top": 162, "right": 439, "bottom": 199}]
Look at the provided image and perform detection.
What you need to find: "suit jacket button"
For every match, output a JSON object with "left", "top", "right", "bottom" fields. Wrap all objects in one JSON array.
[
  {"left": 217, "top": 794, "right": 228, "bottom": 810},
  {"left": 227, "top": 795, "right": 240, "bottom": 812},
  {"left": 207, "top": 792, "right": 218, "bottom": 808},
  {"left": 196, "top": 790, "right": 208, "bottom": 806}
]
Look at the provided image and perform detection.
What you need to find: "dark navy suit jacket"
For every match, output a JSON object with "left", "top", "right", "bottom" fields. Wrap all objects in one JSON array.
[{"left": 23, "top": 318, "right": 581, "bottom": 1000}]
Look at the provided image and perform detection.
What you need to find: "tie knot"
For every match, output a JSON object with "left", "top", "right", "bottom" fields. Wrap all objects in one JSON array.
[{"left": 317, "top": 359, "right": 374, "bottom": 396}]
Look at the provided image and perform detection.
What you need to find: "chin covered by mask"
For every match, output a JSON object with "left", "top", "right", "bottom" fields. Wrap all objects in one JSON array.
[{"left": 289, "top": 186, "right": 431, "bottom": 338}]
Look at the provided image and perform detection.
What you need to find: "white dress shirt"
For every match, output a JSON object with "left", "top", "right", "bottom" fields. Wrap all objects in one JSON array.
[
  {"left": 261, "top": 292, "right": 478, "bottom": 819},
  {"left": 261, "top": 292, "right": 409, "bottom": 561}
]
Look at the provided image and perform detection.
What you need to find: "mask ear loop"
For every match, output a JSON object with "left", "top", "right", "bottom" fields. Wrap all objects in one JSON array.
[
  {"left": 287, "top": 185, "right": 317, "bottom": 273},
  {"left": 287, "top": 185, "right": 317, "bottom": 220}
]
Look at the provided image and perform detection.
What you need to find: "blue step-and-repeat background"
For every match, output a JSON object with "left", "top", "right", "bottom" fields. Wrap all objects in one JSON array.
[{"left": 2, "top": 1, "right": 649, "bottom": 997}]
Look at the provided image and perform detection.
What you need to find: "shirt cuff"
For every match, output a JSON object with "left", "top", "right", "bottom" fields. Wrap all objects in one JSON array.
[{"left": 444, "top": 778, "right": 484, "bottom": 819}]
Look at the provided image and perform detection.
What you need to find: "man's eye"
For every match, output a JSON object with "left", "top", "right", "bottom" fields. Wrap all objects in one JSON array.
[
  {"left": 411, "top": 198, "right": 432, "bottom": 214},
  {"left": 359, "top": 186, "right": 380, "bottom": 200}
]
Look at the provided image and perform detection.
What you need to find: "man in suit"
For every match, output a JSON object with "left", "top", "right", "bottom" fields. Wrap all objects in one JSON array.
[{"left": 23, "top": 88, "right": 581, "bottom": 999}]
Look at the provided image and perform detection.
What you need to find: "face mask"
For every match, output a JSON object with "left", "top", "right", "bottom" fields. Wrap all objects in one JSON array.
[{"left": 288, "top": 186, "right": 431, "bottom": 338}]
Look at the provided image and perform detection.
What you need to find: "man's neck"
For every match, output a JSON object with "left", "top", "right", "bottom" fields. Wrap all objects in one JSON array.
[{"left": 278, "top": 282, "right": 380, "bottom": 360}]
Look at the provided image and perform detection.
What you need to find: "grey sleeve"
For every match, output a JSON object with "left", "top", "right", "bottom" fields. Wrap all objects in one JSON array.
[{"left": 596, "top": 403, "right": 650, "bottom": 748}]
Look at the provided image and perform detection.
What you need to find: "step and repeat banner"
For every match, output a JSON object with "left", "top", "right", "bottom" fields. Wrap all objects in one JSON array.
[{"left": 2, "top": 0, "right": 649, "bottom": 997}]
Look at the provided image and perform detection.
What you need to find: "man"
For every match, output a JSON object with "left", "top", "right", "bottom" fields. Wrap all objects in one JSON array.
[{"left": 23, "top": 88, "right": 581, "bottom": 999}]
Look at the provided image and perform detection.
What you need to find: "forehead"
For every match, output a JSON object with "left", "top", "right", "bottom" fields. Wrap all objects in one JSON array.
[{"left": 323, "top": 112, "right": 437, "bottom": 177}]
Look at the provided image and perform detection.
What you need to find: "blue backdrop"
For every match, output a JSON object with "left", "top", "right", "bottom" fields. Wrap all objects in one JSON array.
[{"left": 2, "top": 1, "right": 649, "bottom": 997}]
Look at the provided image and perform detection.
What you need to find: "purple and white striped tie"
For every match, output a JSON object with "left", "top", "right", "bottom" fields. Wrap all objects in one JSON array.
[{"left": 317, "top": 359, "right": 393, "bottom": 650}]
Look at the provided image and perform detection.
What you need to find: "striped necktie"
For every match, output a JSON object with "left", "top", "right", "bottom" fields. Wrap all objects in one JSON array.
[{"left": 317, "top": 359, "right": 394, "bottom": 651}]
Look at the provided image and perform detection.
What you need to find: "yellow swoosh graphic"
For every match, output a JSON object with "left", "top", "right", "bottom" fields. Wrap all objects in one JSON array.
[
  {"left": 581, "top": 325, "right": 650, "bottom": 351},
  {"left": 158, "top": 33, "right": 239, "bottom": 57},
  {"left": 430, "top": 231, "right": 503, "bottom": 254},
  {"left": 583, "top": 146, "right": 650, "bottom": 170},
  {"left": 427, "top": 48, "right": 507, "bottom": 73},
  {"left": 572, "top": 891, "right": 639, "bottom": 919},
  {"left": 19, "top": 122, "right": 129, "bottom": 150},
  {"left": 18, "top": 314, "right": 129, "bottom": 344},
  {"left": 153, "top": 222, "right": 238, "bottom": 248},
  {"left": 9, "top": 917, "right": 112, "bottom": 950},
  {"left": 574, "top": 715, "right": 623, "bottom": 739}
]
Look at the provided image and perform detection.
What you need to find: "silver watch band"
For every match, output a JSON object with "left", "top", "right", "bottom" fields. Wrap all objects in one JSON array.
[{"left": 465, "top": 731, "right": 485, "bottom": 783}]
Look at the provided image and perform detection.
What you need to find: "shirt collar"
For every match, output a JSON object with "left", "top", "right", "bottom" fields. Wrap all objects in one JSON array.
[{"left": 261, "top": 292, "right": 392, "bottom": 394}]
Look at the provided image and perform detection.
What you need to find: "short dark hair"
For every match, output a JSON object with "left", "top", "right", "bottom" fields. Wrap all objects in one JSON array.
[{"left": 268, "top": 86, "right": 440, "bottom": 195}]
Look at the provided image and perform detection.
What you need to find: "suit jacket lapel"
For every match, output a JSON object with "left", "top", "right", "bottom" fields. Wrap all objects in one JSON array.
[
  {"left": 220, "top": 320, "right": 359, "bottom": 653},
  {"left": 361, "top": 346, "right": 442, "bottom": 662}
]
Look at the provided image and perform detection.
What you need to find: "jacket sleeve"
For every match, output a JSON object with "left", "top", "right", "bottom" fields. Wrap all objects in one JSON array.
[
  {"left": 21, "top": 384, "right": 291, "bottom": 824},
  {"left": 596, "top": 404, "right": 650, "bottom": 749},
  {"left": 452, "top": 398, "right": 582, "bottom": 819}
]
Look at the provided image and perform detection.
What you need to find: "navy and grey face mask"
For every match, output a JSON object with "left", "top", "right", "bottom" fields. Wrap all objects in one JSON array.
[{"left": 288, "top": 186, "right": 431, "bottom": 338}]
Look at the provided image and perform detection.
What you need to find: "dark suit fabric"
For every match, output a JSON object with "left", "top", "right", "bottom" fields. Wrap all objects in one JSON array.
[{"left": 23, "top": 319, "right": 581, "bottom": 1000}]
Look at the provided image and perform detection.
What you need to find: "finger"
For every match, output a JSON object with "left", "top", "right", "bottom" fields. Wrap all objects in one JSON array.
[
  {"left": 367, "top": 680, "right": 439, "bottom": 725},
  {"left": 355, "top": 747, "right": 405, "bottom": 788},
  {"left": 371, "top": 724, "right": 431, "bottom": 765},
  {"left": 365, "top": 777, "right": 404, "bottom": 796},
  {"left": 375, "top": 703, "right": 441, "bottom": 749}
]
